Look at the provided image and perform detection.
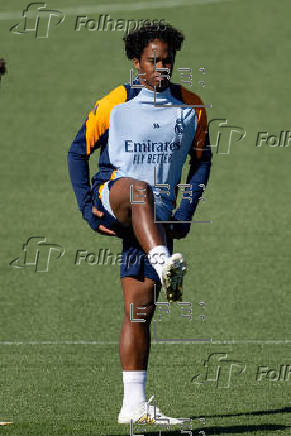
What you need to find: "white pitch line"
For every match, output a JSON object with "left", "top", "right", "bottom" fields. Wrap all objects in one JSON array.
[
  {"left": 210, "top": 340, "right": 291, "bottom": 345},
  {"left": 0, "top": 0, "right": 235, "bottom": 21},
  {"left": 0, "top": 339, "right": 290, "bottom": 345},
  {"left": 0, "top": 341, "right": 119, "bottom": 345}
]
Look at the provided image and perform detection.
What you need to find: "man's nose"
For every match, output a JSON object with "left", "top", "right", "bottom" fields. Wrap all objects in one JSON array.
[{"left": 156, "top": 61, "right": 169, "bottom": 70}]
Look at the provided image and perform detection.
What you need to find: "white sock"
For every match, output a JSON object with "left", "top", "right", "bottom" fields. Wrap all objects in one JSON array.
[
  {"left": 122, "top": 370, "right": 147, "bottom": 411},
  {"left": 147, "top": 245, "right": 170, "bottom": 281}
]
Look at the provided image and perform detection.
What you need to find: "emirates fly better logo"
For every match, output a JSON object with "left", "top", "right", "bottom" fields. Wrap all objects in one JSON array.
[{"left": 10, "top": 2, "right": 64, "bottom": 38}]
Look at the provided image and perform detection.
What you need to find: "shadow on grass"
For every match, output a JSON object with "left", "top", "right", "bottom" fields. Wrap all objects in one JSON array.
[
  {"left": 106, "top": 408, "right": 291, "bottom": 434},
  {"left": 190, "top": 405, "right": 291, "bottom": 419},
  {"left": 107, "top": 423, "right": 290, "bottom": 435}
]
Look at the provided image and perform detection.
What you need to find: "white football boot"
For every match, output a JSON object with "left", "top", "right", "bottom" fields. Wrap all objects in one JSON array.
[
  {"left": 118, "top": 395, "right": 183, "bottom": 425},
  {"left": 161, "top": 253, "right": 187, "bottom": 302}
]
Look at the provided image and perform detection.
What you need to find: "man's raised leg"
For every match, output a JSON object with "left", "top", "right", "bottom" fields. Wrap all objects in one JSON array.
[
  {"left": 109, "top": 177, "right": 186, "bottom": 301},
  {"left": 109, "top": 177, "right": 167, "bottom": 252}
]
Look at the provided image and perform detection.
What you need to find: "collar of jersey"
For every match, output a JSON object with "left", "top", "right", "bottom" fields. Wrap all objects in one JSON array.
[{"left": 136, "top": 85, "right": 172, "bottom": 103}]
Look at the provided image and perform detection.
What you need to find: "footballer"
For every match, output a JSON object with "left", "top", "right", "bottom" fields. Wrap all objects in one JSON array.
[{"left": 67, "top": 23, "right": 211, "bottom": 424}]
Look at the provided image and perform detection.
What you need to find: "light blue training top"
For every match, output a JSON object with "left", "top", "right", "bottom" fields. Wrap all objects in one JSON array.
[{"left": 108, "top": 86, "right": 197, "bottom": 221}]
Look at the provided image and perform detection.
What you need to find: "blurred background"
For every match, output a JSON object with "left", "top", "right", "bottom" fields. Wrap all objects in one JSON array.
[{"left": 0, "top": 0, "right": 290, "bottom": 434}]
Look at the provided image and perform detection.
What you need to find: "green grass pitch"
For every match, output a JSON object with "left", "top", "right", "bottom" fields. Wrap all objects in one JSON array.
[{"left": 0, "top": 0, "right": 290, "bottom": 434}]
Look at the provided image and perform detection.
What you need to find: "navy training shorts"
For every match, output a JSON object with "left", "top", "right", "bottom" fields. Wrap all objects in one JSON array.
[{"left": 93, "top": 179, "right": 173, "bottom": 283}]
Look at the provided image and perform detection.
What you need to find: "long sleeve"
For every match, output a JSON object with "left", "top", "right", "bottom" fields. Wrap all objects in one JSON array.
[
  {"left": 67, "top": 85, "right": 128, "bottom": 231},
  {"left": 67, "top": 123, "right": 101, "bottom": 231},
  {"left": 174, "top": 132, "right": 212, "bottom": 222}
]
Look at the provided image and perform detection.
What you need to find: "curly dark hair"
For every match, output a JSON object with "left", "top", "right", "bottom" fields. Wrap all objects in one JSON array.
[{"left": 123, "top": 23, "right": 185, "bottom": 60}]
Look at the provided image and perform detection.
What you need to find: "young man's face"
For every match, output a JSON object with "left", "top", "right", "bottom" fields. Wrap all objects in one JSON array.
[{"left": 133, "top": 39, "right": 175, "bottom": 91}]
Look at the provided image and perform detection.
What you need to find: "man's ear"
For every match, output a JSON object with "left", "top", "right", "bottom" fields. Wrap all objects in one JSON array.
[{"left": 133, "top": 57, "right": 140, "bottom": 69}]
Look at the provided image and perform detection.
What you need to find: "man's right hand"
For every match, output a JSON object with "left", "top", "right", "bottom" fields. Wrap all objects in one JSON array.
[{"left": 92, "top": 206, "right": 116, "bottom": 236}]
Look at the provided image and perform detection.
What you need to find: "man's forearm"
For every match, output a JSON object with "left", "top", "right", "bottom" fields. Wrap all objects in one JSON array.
[
  {"left": 174, "top": 145, "right": 212, "bottom": 222},
  {"left": 67, "top": 150, "right": 99, "bottom": 231}
]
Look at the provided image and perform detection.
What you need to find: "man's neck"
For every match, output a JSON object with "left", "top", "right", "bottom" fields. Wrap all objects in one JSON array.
[{"left": 143, "top": 83, "right": 170, "bottom": 92}]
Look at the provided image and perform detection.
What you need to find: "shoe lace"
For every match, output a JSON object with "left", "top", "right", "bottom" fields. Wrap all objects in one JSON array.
[{"left": 145, "top": 395, "right": 162, "bottom": 417}]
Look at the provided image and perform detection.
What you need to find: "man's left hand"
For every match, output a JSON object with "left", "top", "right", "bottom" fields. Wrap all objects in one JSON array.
[{"left": 165, "top": 220, "right": 191, "bottom": 240}]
